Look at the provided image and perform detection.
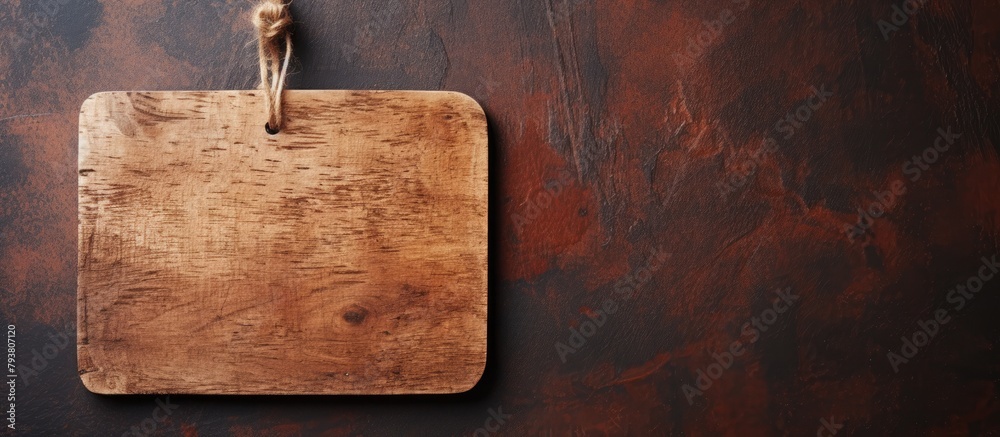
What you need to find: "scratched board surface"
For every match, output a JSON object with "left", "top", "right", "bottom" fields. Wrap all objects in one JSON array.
[
  {"left": 2, "top": 0, "right": 1000, "bottom": 435},
  {"left": 77, "top": 90, "right": 488, "bottom": 395}
]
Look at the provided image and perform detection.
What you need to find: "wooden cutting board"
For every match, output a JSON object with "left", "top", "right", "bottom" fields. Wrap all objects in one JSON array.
[{"left": 77, "top": 90, "right": 488, "bottom": 395}]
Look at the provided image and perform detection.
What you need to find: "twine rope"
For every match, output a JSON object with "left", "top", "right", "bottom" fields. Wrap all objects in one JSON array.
[{"left": 252, "top": 0, "right": 293, "bottom": 132}]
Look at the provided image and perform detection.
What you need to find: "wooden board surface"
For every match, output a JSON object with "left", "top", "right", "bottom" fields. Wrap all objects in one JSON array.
[{"left": 77, "top": 90, "right": 488, "bottom": 395}]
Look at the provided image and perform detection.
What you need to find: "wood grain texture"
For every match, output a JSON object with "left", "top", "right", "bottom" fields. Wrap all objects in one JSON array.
[{"left": 77, "top": 90, "right": 488, "bottom": 395}]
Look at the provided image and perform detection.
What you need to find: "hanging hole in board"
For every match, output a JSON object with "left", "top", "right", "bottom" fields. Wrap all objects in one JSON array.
[{"left": 265, "top": 123, "right": 280, "bottom": 135}]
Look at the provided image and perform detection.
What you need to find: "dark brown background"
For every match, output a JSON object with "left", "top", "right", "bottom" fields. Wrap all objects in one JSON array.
[{"left": 1, "top": 0, "right": 999, "bottom": 435}]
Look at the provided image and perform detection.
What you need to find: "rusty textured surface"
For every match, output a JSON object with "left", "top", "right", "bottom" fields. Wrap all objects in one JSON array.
[{"left": 1, "top": 0, "right": 999, "bottom": 435}]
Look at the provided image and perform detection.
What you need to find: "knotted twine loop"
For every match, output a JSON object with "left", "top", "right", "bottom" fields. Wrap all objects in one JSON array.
[{"left": 252, "top": 0, "right": 293, "bottom": 133}]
